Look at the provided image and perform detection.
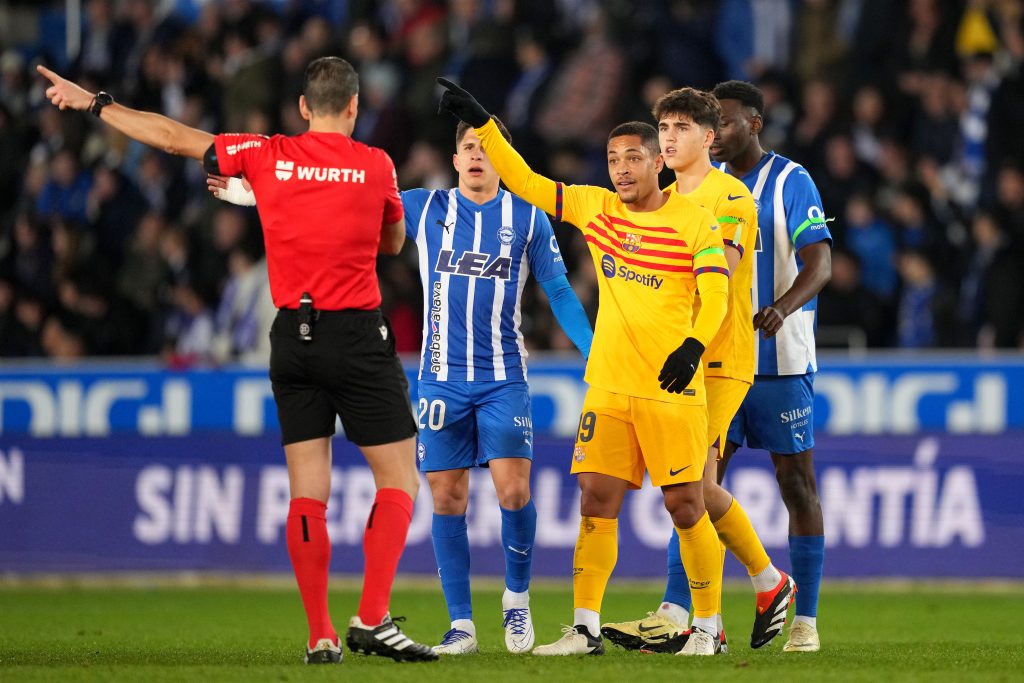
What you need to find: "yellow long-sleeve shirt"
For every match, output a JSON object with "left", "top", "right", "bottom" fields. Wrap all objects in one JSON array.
[
  {"left": 672, "top": 168, "right": 758, "bottom": 384},
  {"left": 475, "top": 118, "right": 729, "bottom": 404}
]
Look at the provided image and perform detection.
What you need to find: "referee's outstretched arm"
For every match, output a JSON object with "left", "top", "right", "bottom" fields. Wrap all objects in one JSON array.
[{"left": 37, "top": 65, "right": 214, "bottom": 160}]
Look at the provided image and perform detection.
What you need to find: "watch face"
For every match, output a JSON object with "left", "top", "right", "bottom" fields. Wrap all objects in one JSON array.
[{"left": 97, "top": 93, "right": 113, "bottom": 105}]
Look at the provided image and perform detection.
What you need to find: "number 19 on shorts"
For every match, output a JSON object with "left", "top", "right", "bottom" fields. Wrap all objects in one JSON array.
[{"left": 418, "top": 398, "right": 446, "bottom": 431}]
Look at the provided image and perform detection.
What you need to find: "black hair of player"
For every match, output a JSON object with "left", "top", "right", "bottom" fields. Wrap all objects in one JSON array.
[
  {"left": 712, "top": 80, "right": 765, "bottom": 116},
  {"left": 456, "top": 115, "right": 512, "bottom": 146},
  {"left": 607, "top": 121, "right": 660, "bottom": 157},
  {"left": 302, "top": 57, "right": 359, "bottom": 116},
  {"left": 652, "top": 88, "right": 721, "bottom": 131}
]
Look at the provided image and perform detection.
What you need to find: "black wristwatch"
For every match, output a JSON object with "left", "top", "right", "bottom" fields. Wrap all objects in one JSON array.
[{"left": 91, "top": 91, "right": 114, "bottom": 117}]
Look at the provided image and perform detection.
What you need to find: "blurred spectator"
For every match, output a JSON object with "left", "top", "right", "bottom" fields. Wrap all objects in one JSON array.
[
  {"left": 959, "top": 212, "right": 1023, "bottom": 347},
  {"left": 211, "top": 243, "right": 273, "bottom": 364},
  {"left": 87, "top": 164, "right": 149, "bottom": 267},
  {"left": 5, "top": 0, "right": 1024, "bottom": 357},
  {"left": 40, "top": 314, "right": 86, "bottom": 360},
  {"left": 399, "top": 141, "right": 454, "bottom": 190},
  {"left": 845, "top": 194, "right": 898, "bottom": 300},
  {"left": 756, "top": 70, "right": 796, "bottom": 153},
  {"left": 817, "top": 135, "right": 878, "bottom": 229},
  {"left": 817, "top": 249, "right": 889, "bottom": 348},
  {"left": 850, "top": 85, "right": 890, "bottom": 169},
  {"left": 164, "top": 280, "right": 215, "bottom": 366},
  {"left": 36, "top": 149, "right": 93, "bottom": 225},
  {"left": 787, "top": 79, "right": 838, "bottom": 175},
  {"left": 117, "top": 212, "right": 169, "bottom": 316},
  {"left": 896, "top": 249, "right": 939, "bottom": 348},
  {"left": 911, "top": 72, "right": 959, "bottom": 163},
  {"left": 993, "top": 165, "right": 1024, "bottom": 245},
  {"left": 536, "top": 9, "right": 625, "bottom": 150},
  {"left": 793, "top": 0, "right": 848, "bottom": 84},
  {"left": 651, "top": 0, "right": 722, "bottom": 91},
  {"left": 503, "top": 29, "right": 554, "bottom": 165},
  {"left": 7, "top": 213, "right": 54, "bottom": 303}
]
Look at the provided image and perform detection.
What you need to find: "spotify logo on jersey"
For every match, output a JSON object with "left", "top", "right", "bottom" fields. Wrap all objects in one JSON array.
[{"left": 601, "top": 254, "right": 616, "bottom": 278}]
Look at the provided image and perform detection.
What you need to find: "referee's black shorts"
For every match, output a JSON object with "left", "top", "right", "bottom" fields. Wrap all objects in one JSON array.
[{"left": 269, "top": 308, "right": 417, "bottom": 447}]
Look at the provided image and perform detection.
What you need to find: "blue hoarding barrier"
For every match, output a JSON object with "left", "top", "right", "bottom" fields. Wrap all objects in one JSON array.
[
  {"left": 1, "top": 434, "right": 1021, "bottom": 577},
  {"left": 1, "top": 354, "right": 1023, "bottom": 437}
]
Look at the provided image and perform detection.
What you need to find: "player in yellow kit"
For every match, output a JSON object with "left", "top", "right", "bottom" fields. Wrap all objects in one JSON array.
[
  {"left": 438, "top": 78, "right": 730, "bottom": 656},
  {"left": 602, "top": 88, "right": 795, "bottom": 654}
]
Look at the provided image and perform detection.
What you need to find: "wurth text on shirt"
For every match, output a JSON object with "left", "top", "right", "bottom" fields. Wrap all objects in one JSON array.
[{"left": 275, "top": 159, "right": 366, "bottom": 183}]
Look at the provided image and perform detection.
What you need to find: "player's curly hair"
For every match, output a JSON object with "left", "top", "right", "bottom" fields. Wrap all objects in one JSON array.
[
  {"left": 652, "top": 88, "right": 721, "bottom": 131},
  {"left": 712, "top": 80, "right": 765, "bottom": 116},
  {"left": 607, "top": 121, "right": 660, "bottom": 157},
  {"left": 302, "top": 57, "right": 359, "bottom": 116}
]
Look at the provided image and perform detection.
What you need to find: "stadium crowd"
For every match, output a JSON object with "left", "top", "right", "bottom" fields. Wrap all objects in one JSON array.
[{"left": 1, "top": 0, "right": 1024, "bottom": 363}]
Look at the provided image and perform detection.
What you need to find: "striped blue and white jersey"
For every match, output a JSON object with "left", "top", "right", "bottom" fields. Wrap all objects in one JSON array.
[
  {"left": 719, "top": 152, "right": 832, "bottom": 376},
  {"left": 402, "top": 188, "right": 566, "bottom": 382}
]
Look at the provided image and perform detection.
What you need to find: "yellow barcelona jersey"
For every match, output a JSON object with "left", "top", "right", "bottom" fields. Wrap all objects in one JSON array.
[
  {"left": 560, "top": 186, "right": 728, "bottom": 404},
  {"left": 670, "top": 168, "right": 758, "bottom": 383},
  {"left": 472, "top": 117, "right": 730, "bottom": 405}
]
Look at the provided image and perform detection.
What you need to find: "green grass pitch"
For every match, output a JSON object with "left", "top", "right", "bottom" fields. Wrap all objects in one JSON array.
[{"left": 1, "top": 579, "right": 1022, "bottom": 681}]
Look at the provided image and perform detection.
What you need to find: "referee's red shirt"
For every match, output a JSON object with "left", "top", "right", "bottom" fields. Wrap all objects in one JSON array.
[{"left": 214, "top": 131, "right": 403, "bottom": 310}]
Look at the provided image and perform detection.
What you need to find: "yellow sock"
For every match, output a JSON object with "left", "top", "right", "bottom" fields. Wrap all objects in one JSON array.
[
  {"left": 572, "top": 516, "right": 618, "bottom": 612},
  {"left": 717, "top": 542, "right": 726, "bottom": 617},
  {"left": 675, "top": 512, "right": 721, "bottom": 619},
  {"left": 713, "top": 498, "right": 771, "bottom": 577}
]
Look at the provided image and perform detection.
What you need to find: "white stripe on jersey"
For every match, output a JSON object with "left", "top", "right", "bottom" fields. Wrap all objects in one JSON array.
[
  {"left": 415, "top": 191, "right": 437, "bottom": 378},
  {"left": 465, "top": 211, "right": 484, "bottom": 381},
  {"left": 511, "top": 207, "right": 536, "bottom": 375},
  {"left": 436, "top": 192, "right": 459, "bottom": 381},
  {"left": 772, "top": 162, "right": 817, "bottom": 374},
  {"left": 748, "top": 157, "right": 776, "bottom": 375},
  {"left": 490, "top": 192, "right": 514, "bottom": 381}
]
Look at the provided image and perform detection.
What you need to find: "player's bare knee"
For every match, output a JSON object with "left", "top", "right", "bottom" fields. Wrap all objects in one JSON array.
[
  {"left": 663, "top": 483, "right": 704, "bottom": 528},
  {"left": 495, "top": 484, "right": 530, "bottom": 511},
  {"left": 579, "top": 489, "right": 618, "bottom": 518}
]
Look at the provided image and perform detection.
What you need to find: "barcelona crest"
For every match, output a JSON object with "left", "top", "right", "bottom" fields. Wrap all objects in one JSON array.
[{"left": 622, "top": 233, "right": 643, "bottom": 253}]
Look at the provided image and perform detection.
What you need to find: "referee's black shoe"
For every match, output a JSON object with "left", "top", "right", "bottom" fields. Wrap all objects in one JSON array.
[
  {"left": 304, "top": 637, "right": 343, "bottom": 664},
  {"left": 345, "top": 614, "right": 439, "bottom": 662}
]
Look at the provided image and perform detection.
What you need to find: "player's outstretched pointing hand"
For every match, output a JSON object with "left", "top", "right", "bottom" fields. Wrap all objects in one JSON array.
[{"left": 436, "top": 77, "right": 491, "bottom": 128}]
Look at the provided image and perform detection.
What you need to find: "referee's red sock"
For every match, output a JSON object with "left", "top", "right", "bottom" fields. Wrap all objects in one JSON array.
[
  {"left": 286, "top": 497, "right": 337, "bottom": 648},
  {"left": 358, "top": 487, "right": 414, "bottom": 626}
]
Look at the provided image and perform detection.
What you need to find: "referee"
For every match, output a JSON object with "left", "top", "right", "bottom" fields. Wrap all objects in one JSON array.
[{"left": 38, "top": 58, "right": 437, "bottom": 665}]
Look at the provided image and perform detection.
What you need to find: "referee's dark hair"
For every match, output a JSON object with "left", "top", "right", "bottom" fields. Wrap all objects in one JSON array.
[
  {"left": 608, "top": 121, "right": 660, "bottom": 158},
  {"left": 712, "top": 80, "right": 765, "bottom": 116},
  {"left": 652, "top": 87, "right": 722, "bottom": 131},
  {"left": 303, "top": 57, "right": 359, "bottom": 116},
  {"left": 456, "top": 115, "right": 512, "bottom": 146}
]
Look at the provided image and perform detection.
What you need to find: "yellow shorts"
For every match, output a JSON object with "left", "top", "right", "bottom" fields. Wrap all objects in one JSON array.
[
  {"left": 706, "top": 377, "right": 751, "bottom": 457},
  {"left": 569, "top": 386, "right": 708, "bottom": 489}
]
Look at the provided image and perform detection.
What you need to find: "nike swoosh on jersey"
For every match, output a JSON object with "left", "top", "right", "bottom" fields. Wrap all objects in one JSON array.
[
  {"left": 669, "top": 465, "right": 691, "bottom": 476},
  {"left": 727, "top": 194, "right": 745, "bottom": 201}
]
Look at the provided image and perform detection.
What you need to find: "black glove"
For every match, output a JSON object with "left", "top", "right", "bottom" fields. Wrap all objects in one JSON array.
[
  {"left": 658, "top": 337, "right": 705, "bottom": 393},
  {"left": 436, "top": 77, "right": 491, "bottom": 128}
]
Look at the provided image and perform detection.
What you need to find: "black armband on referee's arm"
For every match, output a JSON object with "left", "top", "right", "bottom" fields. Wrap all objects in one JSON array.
[{"left": 202, "top": 144, "right": 220, "bottom": 174}]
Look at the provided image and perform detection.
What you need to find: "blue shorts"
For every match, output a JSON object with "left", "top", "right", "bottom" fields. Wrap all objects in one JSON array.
[
  {"left": 416, "top": 380, "right": 533, "bottom": 472},
  {"left": 727, "top": 373, "right": 815, "bottom": 455}
]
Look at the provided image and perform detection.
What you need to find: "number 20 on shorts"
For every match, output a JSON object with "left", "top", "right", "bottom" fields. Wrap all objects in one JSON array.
[{"left": 417, "top": 398, "right": 446, "bottom": 430}]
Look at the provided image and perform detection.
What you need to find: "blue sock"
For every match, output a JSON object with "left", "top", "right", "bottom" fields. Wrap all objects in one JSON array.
[
  {"left": 789, "top": 535, "right": 825, "bottom": 618},
  {"left": 432, "top": 513, "right": 472, "bottom": 621},
  {"left": 500, "top": 500, "right": 536, "bottom": 592},
  {"left": 662, "top": 529, "right": 692, "bottom": 612}
]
